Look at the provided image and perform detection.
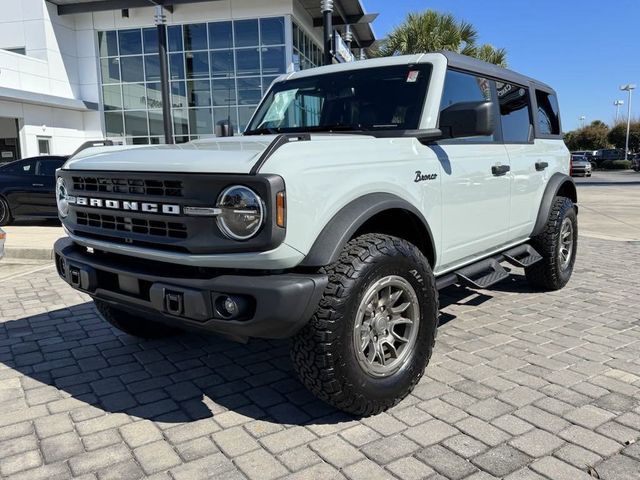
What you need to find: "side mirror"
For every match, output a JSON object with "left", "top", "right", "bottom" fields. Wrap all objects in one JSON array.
[
  {"left": 439, "top": 101, "right": 495, "bottom": 139},
  {"left": 215, "top": 120, "right": 235, "bottom": 137}
]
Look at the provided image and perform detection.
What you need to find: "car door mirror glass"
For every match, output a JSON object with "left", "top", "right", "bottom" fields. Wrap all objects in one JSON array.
[{"left": 439, "top": 100, "right": 495, "bottom": 139}]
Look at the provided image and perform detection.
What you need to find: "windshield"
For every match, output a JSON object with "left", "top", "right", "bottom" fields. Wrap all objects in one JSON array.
[{"left": 245, "top": 64, "right": 432, "bottom": 135}]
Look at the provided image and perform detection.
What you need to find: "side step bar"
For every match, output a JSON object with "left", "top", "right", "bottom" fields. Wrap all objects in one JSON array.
[{"left": 436, "top": 243, "right": 543, "bottom": 291}]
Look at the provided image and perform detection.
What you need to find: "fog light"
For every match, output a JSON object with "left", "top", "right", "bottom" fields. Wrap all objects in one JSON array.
[
  {"left": 214, "top": 294, "right": 252, "bottom": 320},
  {"left": 223, "top": 297, "right": 238, "bottom": 317}
]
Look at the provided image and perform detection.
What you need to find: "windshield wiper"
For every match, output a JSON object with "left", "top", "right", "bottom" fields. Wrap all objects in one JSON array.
[{"left": 244, "top": 126, "right": 282, "bottom": 136}]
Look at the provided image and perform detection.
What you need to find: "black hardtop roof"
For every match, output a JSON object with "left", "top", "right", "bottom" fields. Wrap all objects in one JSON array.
[{"left": 440, "top": 51, "right": 556, "bottom": 94}]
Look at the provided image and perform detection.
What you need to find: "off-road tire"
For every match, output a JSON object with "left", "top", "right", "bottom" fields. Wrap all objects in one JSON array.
[
  {"left": 525, "top": 196, "right": 577, "bottom": 291},
  {"left": 0, "top": 197, "right": 12, "bottom": 226},
  {"left": 291, "top": 234, "right": 439, "bottom": 416},
  {"left": 94, "top": 299, "right": 182, "bottom": 339}
]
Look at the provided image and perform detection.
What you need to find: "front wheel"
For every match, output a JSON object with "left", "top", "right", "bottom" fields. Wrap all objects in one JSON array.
[
  {"left": 525, "top": 196, "right": 577, "bottom": 290},
  {"left": 0, "top": 197, "right": 12, "bottom": 226},
  {"left": 291, "top": 234, "right": 439, "bottom": 416},
  {"left": 94, "top": 300, "right": 182, "bottom": 339}
]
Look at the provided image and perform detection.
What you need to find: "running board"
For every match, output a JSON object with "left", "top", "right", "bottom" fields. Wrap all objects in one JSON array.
[{"left": 435, "top": 243, "right": 543, "bottom": 291}]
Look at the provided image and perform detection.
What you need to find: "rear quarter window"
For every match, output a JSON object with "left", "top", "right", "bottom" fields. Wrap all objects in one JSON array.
[{"left": 535, "top": 90, "right": 561, "bottom": 136}]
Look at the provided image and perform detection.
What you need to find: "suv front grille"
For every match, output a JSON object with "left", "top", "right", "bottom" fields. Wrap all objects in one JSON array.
[
  {"left": 76, "top": 212, "right": 188, "bottom": 239},
  {"left": 72, "top": 176, "right": 183, "bottom": 197}
]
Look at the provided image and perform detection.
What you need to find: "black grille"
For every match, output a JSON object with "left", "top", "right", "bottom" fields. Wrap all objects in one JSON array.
[
  {"left": 76, "top": 212, "right": 187, "bottom": 239},
  {"left": 72, "top": 176, "right": 183, "bottom": 197}
]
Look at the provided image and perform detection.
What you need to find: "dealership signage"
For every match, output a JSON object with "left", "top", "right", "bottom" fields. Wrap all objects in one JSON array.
[{"left": 333, "top": 32, "right": 355, "bottom": 63}]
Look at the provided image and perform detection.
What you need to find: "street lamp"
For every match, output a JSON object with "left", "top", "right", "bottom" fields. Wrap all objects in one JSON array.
[
  {"left": 579, "top": 115, "right": 586, "bottom": 128},
  {"left": 155, "top": 5, "right": 173, "bottom": 144},
  {"left": 614, "top": 100, "right": 624, "bottom": 124},
  {"left": 620, "top": 84, "right": 636, "bottom": 161}
]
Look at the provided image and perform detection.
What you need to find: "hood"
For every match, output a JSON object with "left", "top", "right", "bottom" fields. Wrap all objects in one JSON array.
[{"left": 63, "top": 136, "right": 279, "bottom": 174}]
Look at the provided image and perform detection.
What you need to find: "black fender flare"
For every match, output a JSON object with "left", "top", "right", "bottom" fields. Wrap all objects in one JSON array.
[
  {"left": 531, "top": 173, "right": 578, "bottom": 237},
  {"left": 300, "top": 192, "right": 436, "bottom": 267}
]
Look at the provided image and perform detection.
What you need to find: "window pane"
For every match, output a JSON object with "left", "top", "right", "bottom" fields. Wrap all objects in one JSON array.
[
  {"left": 122, "top": 83, "right": 147, "bottom": 110},
  {"left": 124, "top": 111, "right": 149, "bottom": 136},
  {"left": 261, "top": 46, "right": 285, "bottom": 76},
  {"left": 212, "top": 79, "right": 237, "bottom": 106},
  {"left": 189, "top": 108, "right": 213, "bottom": 134},
  {"left": 148, "top": 110, "right": 164, "bottom": 136},
  {"left": 185, "top": 51, "right": 209, "bottom": 79},
  {"left": 146, "top": 83, "right": 163, "bottom": 109},
  {"left": 187, "top": 80, "right": 211, "bottom": 107},
  {"left": 238, "top": 106, "right": 256, "bottom": 132},
  {"left": 260, "top": 17, "right": 285, "bottom": 45},
  {"left": 184, "top": 23, "right": 207, "bottom": 51},
  {"left": 105, "top": 112, "right": 124, "bottom": 136},
  {"left": 235, "top": 48, "right": 260, "bottom": 76},
  {"left": 535, "top": 90, "right": 560, "bottom": 135},
  {"left": 293, "top": 24, "right": 300, "bottom": 50},
  {"left": 234, "top": 19, "right": 259, "bottom": 47},
  {"left": 171, "top": 81, "right": 187, "bottom": 108},
  {"left": 120, "top": 56, "right": 144, "bottom": 83},
  {"left": 98, "top": 31, "right": 118, "bottom": 57},
  {"left": 173, "top": 109, "right": 189, "bottom": 135},
  {"left": 209, "top": 21, "right": 233, "bottom": 50},
  {"left": 169, "top": 53, "right": 185, "bottom": 80},
  {"left": 143, "top": 28, "right": 159, "bottom": 54},
  {"left": 237, "top": 77, "right": 262, "bottom": 105},
  {"left": 101, "top": 57, "right": 120, "bottom": 83},
  {"left": 103, "top": 85, "right": 122, "bottom": 110},
  {"left": 262, "top": 76, "right": 279, "bottom": 94},
  {"left": 498, "top": 82, "right": 531, "bottom": 143},
  {"left": 210, "top": 50, "right": 234, "bottom": 77},
  {"left": 144, "top": 55, "right": 160, "bottom": 82},
  {"left": 168, "top": 25, "right": 183, "bottom": 52},
  {"left": 118, "top": 29, "right": 142, "bottom": 56}
]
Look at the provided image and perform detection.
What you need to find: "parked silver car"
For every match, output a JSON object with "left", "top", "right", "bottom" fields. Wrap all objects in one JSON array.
[{"left": 571, "top": 155, "right": 592, "bottom": 177}]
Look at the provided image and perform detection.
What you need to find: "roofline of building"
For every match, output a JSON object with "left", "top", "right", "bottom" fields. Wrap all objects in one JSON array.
[{"left": 0, "top": 87, "right": 96, "bottom": 111}]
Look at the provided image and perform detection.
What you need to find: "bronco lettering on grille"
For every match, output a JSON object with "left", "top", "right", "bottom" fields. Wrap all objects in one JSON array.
[{"left": 68, "top": 196, "right": 181, "bottom": 215}]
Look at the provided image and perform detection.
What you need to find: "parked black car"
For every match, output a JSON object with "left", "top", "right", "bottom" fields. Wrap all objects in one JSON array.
[{"left": 0, "top": 155, "right": 68, "bottom": 226}]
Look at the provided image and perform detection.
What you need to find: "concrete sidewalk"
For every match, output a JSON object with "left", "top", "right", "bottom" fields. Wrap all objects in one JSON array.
[{"left": 2, "top": 223, "right": 64, "bottom": 260}]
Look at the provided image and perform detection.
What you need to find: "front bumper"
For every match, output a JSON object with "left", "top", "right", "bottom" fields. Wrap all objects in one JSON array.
[{"left": 54, "top": 237, "right": 327, "bottom": 339}]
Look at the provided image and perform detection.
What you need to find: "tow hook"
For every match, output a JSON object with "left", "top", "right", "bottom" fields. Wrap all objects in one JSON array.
[{"left": 164, "top": 291, "right": 184, "bottom": 316}]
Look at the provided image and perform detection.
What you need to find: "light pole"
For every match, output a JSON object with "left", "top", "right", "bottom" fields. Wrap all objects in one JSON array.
[
  {"left": 579, "top": 115, "right": 586, "bottom": 128},
  {"left": 155, "top": 5, "right": 173, "bottom": 144},
  {"left": 620, "top": 84, "right": 636, "bottom": 161},
  {"left": 614, "top": 100, "right": 624, "bottom": 124}
]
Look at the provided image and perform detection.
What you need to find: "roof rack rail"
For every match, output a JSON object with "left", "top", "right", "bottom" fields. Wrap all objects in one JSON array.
[{"left": 71, "top": 140, "right": 114, "bottom": 157}]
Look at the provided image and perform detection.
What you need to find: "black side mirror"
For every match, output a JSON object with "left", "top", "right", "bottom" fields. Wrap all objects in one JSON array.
[
  {"left": 439, "top": 101, "right": 495, "bottom": 139},
  {"left": 215, "top": 120, "right": 235, "bottom": 137}
]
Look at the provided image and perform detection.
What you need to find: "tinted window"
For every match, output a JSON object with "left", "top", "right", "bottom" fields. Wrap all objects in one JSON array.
[
  {"left": 440, "top": 70, "right": 494, "bottom": 142},
  {"left": 497, "top": 82, "right": 532, "bottom": 143},
  {"left": 1, "top": 159, "right": 37, "bottom": 174},
  {"left": 535, "top": 90, "right": 560, "bottom": 136},
  {"left": 38, "top": 159, "right": 65, "bottom": 176}
]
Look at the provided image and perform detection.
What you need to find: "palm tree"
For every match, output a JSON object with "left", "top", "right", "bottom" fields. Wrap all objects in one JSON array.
[{"left": 376, "top": 10, "right": 508, "bottom": 67}]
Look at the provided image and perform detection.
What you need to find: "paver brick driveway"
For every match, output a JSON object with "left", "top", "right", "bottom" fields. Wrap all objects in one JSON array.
[{"left": 1, "top": 236, "right": 639, "bottom": 480}]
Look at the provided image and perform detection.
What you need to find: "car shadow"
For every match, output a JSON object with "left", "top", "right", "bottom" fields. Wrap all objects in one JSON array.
[
  {"left": 2, "top": 275, "right": 539, "bottom": 425},
  {"left": 10, "top": 218, "right": 61, "bottom": 227}
]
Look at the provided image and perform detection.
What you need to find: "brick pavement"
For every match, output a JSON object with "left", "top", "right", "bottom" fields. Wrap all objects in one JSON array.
[{"left": 0, "top": 236, "right": 639, "bottom": 479}]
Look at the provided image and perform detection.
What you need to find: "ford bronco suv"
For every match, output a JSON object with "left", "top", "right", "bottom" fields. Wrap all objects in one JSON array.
[{"left": 54, "top": 52, "right": 577, "bottom": 415}]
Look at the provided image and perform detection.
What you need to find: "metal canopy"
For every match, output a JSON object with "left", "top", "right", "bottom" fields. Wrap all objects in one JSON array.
[{"left": 47, "top": 0, "right": 377, "bottom": 47}]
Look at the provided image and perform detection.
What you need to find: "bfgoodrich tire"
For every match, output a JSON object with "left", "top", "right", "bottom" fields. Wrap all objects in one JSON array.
[
  {"left": 291, "top": 234, "right": 439, "bottom": 416},
  {"left": 0, "top": 197, "right": 13, "bottom": 226},
  {"left": 525, "top": 196, "right": 578, "bottom": 291},
  {"left": 94, "top": 300, "right": 182, "bottom": 339}
]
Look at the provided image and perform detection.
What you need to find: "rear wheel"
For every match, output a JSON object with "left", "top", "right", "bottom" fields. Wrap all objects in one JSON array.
[
  {"left": 94, "top": 299, "right": 182, "bottom": 339},
  {"left": 0, "top": 197, "right": 12, "bottom": 226},
  {"left": 291, "top": 234, "right": 439, "bottom": 416},
  {"left": 525, "top": 196, "right": 577, "bottom": 290}
]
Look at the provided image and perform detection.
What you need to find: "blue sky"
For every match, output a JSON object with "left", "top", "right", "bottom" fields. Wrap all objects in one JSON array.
[{"left": 365, "top": 0, "right": 640, "bottom": 131}]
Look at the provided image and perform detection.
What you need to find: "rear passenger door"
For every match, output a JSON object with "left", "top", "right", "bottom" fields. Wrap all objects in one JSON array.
[{"left": 437, "top": 70, "right": 512, "bottom": 270}]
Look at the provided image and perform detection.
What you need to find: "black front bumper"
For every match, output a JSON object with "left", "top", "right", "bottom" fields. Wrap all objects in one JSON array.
[{"left": 54, "top": 237, "right": 327, "bottom": 339}]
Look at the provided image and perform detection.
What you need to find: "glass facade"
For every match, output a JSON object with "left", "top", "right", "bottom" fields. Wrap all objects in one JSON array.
[
  {"left": 98, "top": 16, "right": 288, "bottom": 144},
  {"left": 292, "top": 22, "right": 322, "bottom": 71}
]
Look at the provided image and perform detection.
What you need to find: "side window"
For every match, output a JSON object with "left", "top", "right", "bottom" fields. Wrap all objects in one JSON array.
[
  {"left": 37, "top": 160, "right": 63, "bottom": 177},
  {"left": 440, "top": 70, "right": 494, "bottom": 142},
  {"left": 535, "top": 90, "right": 560, "bottom": 136},
  {"left": 497, "top": 82, "right": 532, "bottom": 143}
]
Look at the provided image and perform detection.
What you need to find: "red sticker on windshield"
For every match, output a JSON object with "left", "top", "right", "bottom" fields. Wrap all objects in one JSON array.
[{"left": 407, "top": 71, "right": 420, "bottom": 83}]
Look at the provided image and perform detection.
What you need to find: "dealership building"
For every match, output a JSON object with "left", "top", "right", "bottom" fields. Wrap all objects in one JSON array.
[{"left": 0, "top": 0, "right": 376, "bottom": 160}]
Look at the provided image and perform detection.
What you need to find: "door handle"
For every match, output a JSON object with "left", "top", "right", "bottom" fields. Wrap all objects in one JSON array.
[
  {"left": 491, "top": 164, "right": 510, "bottom": 176},
  {"left": 535, "top": 162, "right": 549, "bottom": 171},
  {"left": 32, "top": 183, "right": 44, "bottom": 187}
]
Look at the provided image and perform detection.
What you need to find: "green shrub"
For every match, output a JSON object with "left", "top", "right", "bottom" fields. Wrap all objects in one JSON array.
[{"left": 601, "top": 159, "right": 632, "bottom": 170}]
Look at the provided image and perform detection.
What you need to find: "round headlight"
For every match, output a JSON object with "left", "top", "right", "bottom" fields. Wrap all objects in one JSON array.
[
  {"left": 56, "top": 177, "right": 69, "bottom": 218},
  {"left": 216, "top": 186, "right": 265, "bottom": 241}
]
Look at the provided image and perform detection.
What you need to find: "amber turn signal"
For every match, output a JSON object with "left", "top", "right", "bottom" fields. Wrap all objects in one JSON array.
[{"left": 276, "top": 191, "right": 286, "bottom": 228}]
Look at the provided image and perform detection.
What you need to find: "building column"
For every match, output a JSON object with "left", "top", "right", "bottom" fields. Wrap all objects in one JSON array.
[
  {"left": 155, "top": 5, "right": 174, "bottom": 144},
  {"left": 321, "top": 0, "right": 334, "bottom": 65}
]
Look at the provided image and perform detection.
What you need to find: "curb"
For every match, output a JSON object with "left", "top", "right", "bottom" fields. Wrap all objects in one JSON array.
[{"left": 4, "top": 247, "right": 55, "bottom": 261}]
